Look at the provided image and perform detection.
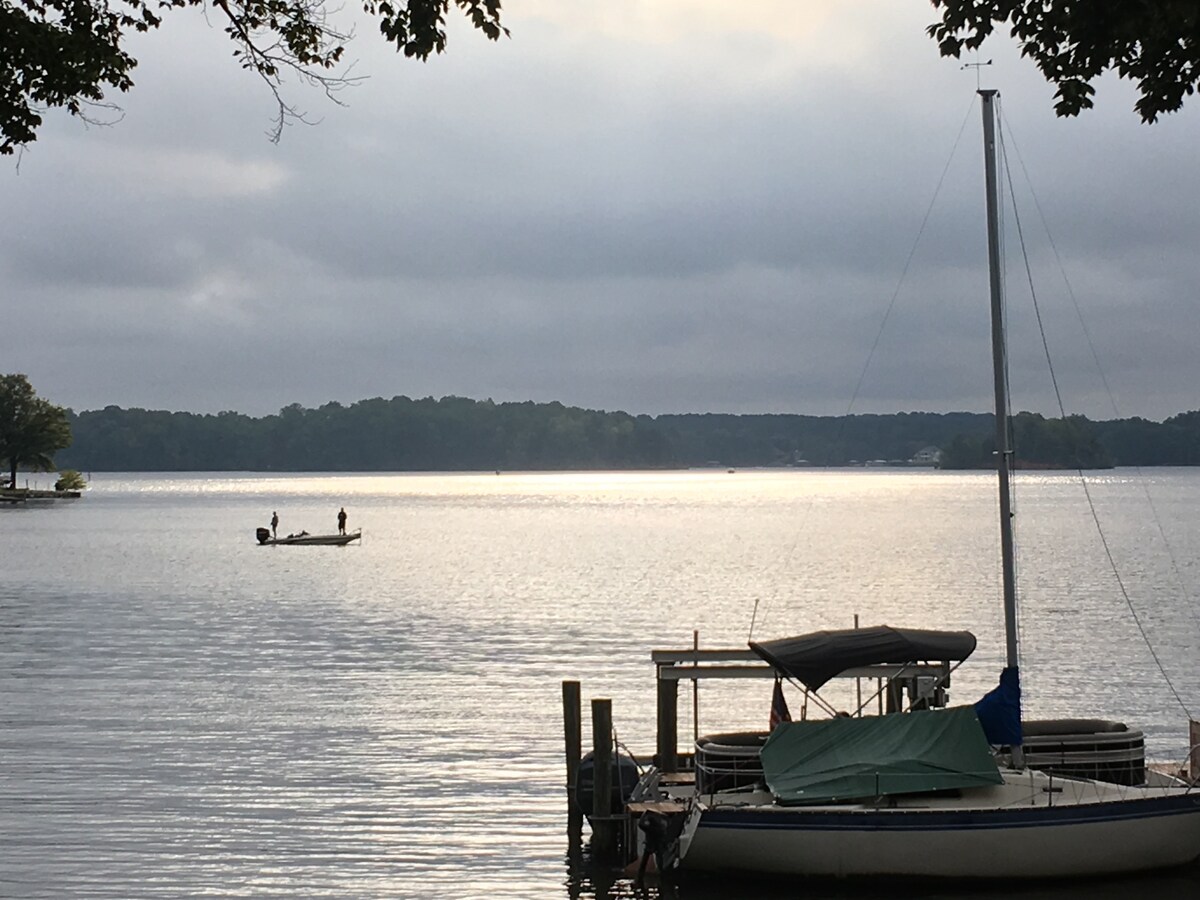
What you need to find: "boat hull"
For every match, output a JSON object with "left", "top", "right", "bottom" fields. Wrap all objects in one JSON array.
[
  {"left": 259, "top": 531, "right": 361, "bottom": 546},
  {"left": 683, "top": 789, "right": 1200, "bottom": 878}
]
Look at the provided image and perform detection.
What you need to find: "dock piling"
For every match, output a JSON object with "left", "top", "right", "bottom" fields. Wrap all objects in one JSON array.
[
  {"left": 656, "top": 671, "right": 679, "bottom": 773},
  {"left": 1190, "top": 719, "right": 1200, "bottom": 784},
  {"left": 590, "top": 697, "right": 619, "bottom": 858},
  {"left": 562, "top": 680, "right": 582, "bottom": 846}
]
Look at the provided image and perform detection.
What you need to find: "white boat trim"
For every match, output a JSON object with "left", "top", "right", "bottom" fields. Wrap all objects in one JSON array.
[{"left": 258, "top": 530, "right": 361, "bottom": 546}]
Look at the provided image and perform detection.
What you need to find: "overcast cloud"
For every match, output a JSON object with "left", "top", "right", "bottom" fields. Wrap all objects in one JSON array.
[{"left": 3, "top": 1, "right": 1198, "bottom": 421}]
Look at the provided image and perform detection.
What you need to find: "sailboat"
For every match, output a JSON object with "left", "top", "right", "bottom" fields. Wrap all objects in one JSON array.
[{"left": 631, "top": 91, "right": 1200, "bottom": 879}]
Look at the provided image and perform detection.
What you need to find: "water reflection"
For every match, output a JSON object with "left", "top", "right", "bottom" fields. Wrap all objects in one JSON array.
[
  {"left": 3, "top": 470, "right": 1200, "bottom": 898},
  {"left": 565, "top": 848, "right": 1200, "bottom": 900}
]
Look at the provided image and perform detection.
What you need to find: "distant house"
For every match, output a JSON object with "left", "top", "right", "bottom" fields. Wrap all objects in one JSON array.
[{"left": 909, "top": 446, "right": 942, "bottom": 466}]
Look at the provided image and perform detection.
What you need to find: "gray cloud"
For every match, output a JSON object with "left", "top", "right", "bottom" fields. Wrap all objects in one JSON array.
[{"left": 3, "top": 3, "right": 1199, "bottom": 422}]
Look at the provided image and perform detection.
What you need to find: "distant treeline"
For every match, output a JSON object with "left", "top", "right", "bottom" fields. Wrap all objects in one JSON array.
[{"left": 55, "top": 398, "right": 1200, "bottom": 472}]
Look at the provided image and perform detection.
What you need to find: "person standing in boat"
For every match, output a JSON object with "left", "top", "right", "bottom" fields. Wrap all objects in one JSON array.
[
  {"left": 337, "top": 507, "right": 347, "bottom": 535},
  {"left": 270, "top": 511, "right": 279, "bottom": 538}
]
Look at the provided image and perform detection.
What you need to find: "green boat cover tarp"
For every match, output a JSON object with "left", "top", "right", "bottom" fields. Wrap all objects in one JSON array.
[{"left": 761, "top": 706, "right": 1003, "bottom": 805}]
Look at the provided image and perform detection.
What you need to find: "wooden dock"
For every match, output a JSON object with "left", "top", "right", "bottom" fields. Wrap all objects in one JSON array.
[
  {"left": 0, "top": 488, "right": 81, "bottom": 502},
  {"left": 561, "top": 636, "right": 969, "bottom": 869}
]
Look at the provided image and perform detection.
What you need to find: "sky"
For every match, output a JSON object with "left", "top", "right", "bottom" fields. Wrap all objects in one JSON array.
[{"left": 3, "top": 1, "right": 1199, "bottom": 421}]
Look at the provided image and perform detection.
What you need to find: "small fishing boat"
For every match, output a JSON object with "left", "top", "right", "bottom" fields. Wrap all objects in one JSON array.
[{"left": 255, "top": 527, "right": 361, "bottom": 546}]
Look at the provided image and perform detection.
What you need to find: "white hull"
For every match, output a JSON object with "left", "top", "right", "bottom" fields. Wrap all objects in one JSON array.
[
  {"left": 682, "top": 771, "right": 1200, "bottom": 878},
  {"left": 260, "top": 530, "right": 361, "bottom": 546}
]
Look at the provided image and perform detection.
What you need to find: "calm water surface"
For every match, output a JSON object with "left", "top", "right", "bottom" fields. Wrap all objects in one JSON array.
[{"left": 3, "top": 469, "right": 1200, "bottom": 898}]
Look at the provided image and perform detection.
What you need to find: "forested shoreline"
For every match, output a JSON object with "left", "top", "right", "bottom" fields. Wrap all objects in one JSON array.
[{"left": 51, "top": 397, "right": 1200, "bottom": 472}]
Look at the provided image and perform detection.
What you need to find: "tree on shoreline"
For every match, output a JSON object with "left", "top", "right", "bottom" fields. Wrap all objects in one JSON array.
[
  {"left": 0, "top": 374, "right": 72, "bottom": 490},
  {"left": 53, "top": 400, "right": 1200, "bottom": 472}
]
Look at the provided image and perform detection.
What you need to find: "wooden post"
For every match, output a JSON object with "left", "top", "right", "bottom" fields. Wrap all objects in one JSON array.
[
  {"left": 562, "top": 680, "right": 583, "bottom": 847},
  {"left": 692, "top": 630, "right": 700, "bottom": 744},
  {"left": 1190, "top": 719, "right": 1200, "bottom": 784},
  {"left": 562, "top": 681, "right": 582, "bottom": 799},
  {"left": 591, "top": 698, "right": 617, "bottom": 858},
  {"left": 656, "top": 668, "right": 679, "bottom": 773},
  {"left": 885, "top": 678, "right": 903, "bottom": 714},
  {"left": 853, "top": 614, "right": 862, "bottom": 715}
]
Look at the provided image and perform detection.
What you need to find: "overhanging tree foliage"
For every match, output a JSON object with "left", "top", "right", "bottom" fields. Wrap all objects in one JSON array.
[
  {"left": 929, "top": 1, "right": 1200, "bottom": 121},
  {"left": 0, "top": 373, "right": 73, "bottom": 488},
  {"left": 1, "top": 0, "right": 506, "bottom": 155},
  {"left": 5, "top": 2, "right": 1200, "bottom": 155}
]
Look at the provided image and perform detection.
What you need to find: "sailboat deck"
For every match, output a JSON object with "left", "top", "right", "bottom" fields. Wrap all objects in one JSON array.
[{"left": 691, "top": 767, "right": 1195, "bottom": 814}]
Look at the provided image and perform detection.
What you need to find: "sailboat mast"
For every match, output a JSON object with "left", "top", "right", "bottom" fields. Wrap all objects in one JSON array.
[{"left": 979, "top": 89, "right": 1020, "bottom": 671}]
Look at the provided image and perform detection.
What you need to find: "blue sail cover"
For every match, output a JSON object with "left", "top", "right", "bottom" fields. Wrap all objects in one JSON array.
[
  {"left": 973, "top": 666, "right": 1022, "bottom": 746},
  {"left": 761, "top": 706, "right": 1003, "bottom": 805}
]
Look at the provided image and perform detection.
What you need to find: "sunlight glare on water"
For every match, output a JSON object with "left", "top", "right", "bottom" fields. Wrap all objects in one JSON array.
[{"left": 3, "top": 469, "right": 1200, "bottom": 898}]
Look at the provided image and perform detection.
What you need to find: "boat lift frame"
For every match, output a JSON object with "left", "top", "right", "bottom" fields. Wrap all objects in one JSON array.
[{"left": 651, "top": 647, "right": 954, "bottom": 773}]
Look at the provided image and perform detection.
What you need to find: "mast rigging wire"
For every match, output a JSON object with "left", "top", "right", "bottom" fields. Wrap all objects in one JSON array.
[
  {"left": 1000, "top": 108, "right": 1200, "bottom": 643},
  {"left": 997, "top": 109, "right": 1193, "bottom": 721},
  {"left": 750, "top": 96, "right": 979, "bottom": 642}
]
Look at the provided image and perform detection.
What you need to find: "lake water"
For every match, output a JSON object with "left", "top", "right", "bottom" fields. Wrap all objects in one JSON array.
[{"left": 3, "top": 469, "right": 1200, "bottom": 899}]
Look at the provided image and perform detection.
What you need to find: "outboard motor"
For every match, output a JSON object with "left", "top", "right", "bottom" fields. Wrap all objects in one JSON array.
[
  {"left": 576, "top": 750, "right": 640, "bottom": 818},
  {"left": 638, "top": 806, "right": 689, "bottom": 879},
  {"left": 256, "top": 527, "right": 271, "bottom": 544}
]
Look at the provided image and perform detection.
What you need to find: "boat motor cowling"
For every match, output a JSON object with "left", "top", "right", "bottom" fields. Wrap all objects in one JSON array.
[
  {"left": 256, "top": 527, "right": 271, "bottom": 544},
  {"left": 576, "top": 750, "right": 640, "bottom": 818}
]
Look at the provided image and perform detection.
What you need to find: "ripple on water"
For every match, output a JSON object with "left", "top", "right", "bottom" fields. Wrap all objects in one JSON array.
[{"left": 3, "top": 470, "right": 1200, "bottom": 898}]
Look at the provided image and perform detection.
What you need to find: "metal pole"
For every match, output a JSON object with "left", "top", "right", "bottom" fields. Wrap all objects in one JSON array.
[{"left": 980, "top": 89, "right": 1020, "bottom": 673}]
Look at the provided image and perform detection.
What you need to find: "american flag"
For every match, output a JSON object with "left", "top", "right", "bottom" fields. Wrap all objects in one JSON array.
[{"left": 769, "top": 678, "right": 792, "bottom": 730}]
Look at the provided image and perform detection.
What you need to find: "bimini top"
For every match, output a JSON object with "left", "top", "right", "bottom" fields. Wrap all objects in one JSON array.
[{"left": 749, "top": 625, "right": 976, "bottom": 691}]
